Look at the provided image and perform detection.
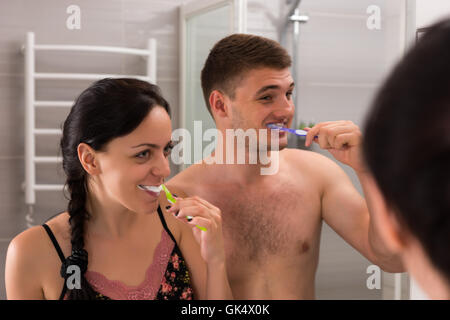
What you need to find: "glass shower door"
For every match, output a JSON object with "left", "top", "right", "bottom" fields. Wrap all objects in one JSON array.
[{"left": 179, "top": 0, "right": 247, "bottom": 168}]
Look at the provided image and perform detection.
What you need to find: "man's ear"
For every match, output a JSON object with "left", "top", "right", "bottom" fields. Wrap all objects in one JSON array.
[
  {"left": 209, "top": 90, "right": 230, "bottom": 120},
  {"left": 366, "top": 174, "right": 408, "bottom": 253},
  {"left": 77, "top": 143, "right": 101, "bottom": 175}
]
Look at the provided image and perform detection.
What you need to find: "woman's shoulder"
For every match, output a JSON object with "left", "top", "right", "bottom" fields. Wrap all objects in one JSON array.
[
  {"left": 8, "top": 225, "right": 49, "bottom": 261},
  {"left": 44, "top": 211, "right": 71, "bottom": 237},
  {"left": 5, "top": 213, "right": 70, "bottom": 299},
  {"left": 44, "top": 212, "right": 72, "bottom": 253},
  {"left": 8, "top": 212, "right": 71, "bottom": 262},
  {"left": 5, "top": 225, "right": 50, "bottom": 298}
]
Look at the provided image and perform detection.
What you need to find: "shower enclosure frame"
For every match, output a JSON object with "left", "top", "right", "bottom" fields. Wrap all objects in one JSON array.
[{"left": 178, "top": 0, "right": 247, "bottom": 170}]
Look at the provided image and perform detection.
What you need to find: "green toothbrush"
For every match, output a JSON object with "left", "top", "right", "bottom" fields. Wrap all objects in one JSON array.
[{"left": 161, "top": 185, "right": 207, "bottom": 232}]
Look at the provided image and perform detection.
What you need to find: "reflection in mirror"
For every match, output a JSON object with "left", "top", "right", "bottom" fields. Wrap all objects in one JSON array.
[{"left": 2, "top": 0, "right": 447, "bottom": 301}]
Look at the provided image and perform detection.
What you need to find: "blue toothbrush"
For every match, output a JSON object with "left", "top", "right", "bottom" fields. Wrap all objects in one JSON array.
[{"left": 267, "top": 123, "right": 318, "bottom": 138}]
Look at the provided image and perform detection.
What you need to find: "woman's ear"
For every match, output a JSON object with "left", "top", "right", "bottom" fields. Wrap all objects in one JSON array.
[
  {"left": 77, "top": 143, "right": 101, "bottom": 175},
  {"left": 209, "top": 90, "right": 230, "bottom": 120},
  {"left": 366, "top": 174, "right": 408, "bottom": 254}
]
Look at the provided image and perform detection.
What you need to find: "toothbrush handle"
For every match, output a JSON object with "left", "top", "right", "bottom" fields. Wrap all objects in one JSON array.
[
  {"left": 268, "top": 125, "right": 319, "bottom": 138},
  {"left": 294, "top": 129, "right": 318, "bottom": 138},
  {"left": 280, "top": 127, "right": 305, "bottom": 135},
  {"left": 294, "top": 129, "right": 308, "bottom": 136}
]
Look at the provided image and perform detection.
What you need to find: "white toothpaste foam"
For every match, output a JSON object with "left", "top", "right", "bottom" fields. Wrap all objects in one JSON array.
[{"left": 138, "top": 185, "right": 163, "bottom": 193}]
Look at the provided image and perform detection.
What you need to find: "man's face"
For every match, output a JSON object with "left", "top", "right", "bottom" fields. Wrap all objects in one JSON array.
[{"left": 227, "top": 67, "right": 295, "bottom": 151}]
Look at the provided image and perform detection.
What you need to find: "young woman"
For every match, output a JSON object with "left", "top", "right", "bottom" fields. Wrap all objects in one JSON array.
[{"left": 5, "top": 78, "right": 232, "bottom": 300}]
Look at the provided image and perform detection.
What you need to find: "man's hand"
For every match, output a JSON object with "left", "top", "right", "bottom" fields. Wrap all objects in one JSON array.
[{"left": 304, "top": 120, "right": 366, "bottom": 173}]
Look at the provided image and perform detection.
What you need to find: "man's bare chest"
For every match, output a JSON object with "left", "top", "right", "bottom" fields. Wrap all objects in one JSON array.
[{"left": 197, "top": 182, "right": 322, "bottom": 264}]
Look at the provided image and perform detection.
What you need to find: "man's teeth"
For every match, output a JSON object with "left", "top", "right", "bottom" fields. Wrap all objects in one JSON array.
[
  {"left": 268, "top": 122, "right": 286, "bottom": 128},
  {"left": 138, "top": 185, "right": 162, "bottom": 193}
]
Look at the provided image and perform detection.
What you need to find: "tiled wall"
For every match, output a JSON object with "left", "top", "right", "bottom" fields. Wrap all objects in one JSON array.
[{"left": 1, "top": 0, "right": 407, "bottom": 300}]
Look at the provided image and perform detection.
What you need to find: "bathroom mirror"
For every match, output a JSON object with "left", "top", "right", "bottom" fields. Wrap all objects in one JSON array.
[{"left": 3, "top": 0, "right": 447, "bottom": 301}]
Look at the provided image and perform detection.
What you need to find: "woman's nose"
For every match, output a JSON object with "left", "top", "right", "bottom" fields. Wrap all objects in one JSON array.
[{"left": 152, "top": 153, "right": 171, "bottom": 179}]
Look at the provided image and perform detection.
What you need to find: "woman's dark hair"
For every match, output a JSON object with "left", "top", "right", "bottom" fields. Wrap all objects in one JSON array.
[
  {"left": 59, "top": 78, "right": 171, "bottom": 299},
  {"left": 363, "top": 19, "right": 450, "bottom": 284}
]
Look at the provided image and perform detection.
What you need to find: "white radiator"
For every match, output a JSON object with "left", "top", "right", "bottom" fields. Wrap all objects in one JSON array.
[{"left": 22, "top": 31, "right": 157, "bottom": 227}]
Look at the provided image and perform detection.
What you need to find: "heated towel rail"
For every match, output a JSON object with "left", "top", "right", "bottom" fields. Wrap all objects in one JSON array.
[{"left": 22, "top": 31, "right": 157, "bottom": 227}]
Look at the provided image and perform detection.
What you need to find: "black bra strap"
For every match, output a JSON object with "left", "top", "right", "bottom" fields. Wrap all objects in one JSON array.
[
  {"left": 157, "top": 206, "right": 178, "bottom": 246},
  {"left": 42, "top": 224, "right": 66, "bottom": 263},
  {"left": 59, "top": 283, "right": 68, "bottom": 300},
  {"left": 42, "top": 223, "right": 68, "bottom": 300}
]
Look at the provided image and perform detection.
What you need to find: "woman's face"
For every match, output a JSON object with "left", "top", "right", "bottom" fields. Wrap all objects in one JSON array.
[{"left": 93, "top": 106, "right": 173, "bottom": 214}]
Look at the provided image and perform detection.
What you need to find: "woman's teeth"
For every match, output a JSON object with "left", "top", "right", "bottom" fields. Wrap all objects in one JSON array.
[{"left": 138, "top": 184, "right": 163, "bottom": 193}]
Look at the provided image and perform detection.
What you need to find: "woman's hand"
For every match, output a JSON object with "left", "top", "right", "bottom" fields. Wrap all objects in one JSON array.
[{"left": 167, "top": 196, "right": 225, "bottom": 266}]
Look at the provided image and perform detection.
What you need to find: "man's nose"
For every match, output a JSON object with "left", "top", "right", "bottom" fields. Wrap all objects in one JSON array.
[{"left": 274, "top": 95, "right": 295, "bottom": 117}]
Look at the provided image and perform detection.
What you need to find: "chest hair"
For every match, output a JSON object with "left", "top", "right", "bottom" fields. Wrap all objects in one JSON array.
[{"left": 209, "top": 185, "right": 312, "bottom": 264}]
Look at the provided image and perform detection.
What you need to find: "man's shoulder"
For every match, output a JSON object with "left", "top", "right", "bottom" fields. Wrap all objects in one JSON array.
[
  {"left": 166, "top": 163, "right": 206, "bottom": 197},
  {"left": 282, "top": 147, "right": 333, "bottom": 166},
  {"left": 281, "top": 148, "right": 342, "bottom": 177}
]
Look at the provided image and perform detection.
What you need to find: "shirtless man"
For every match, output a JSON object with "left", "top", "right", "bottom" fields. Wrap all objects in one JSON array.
[{"left": 167, "top": 34, "right": 405, "bottom": 299}]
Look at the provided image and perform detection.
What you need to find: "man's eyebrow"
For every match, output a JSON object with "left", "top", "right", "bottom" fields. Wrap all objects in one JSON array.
[
  {"left": 131, "top": 143, "right": 159, "bottom": 149},
  {"left": 254, "top": 82, "right": 295, "bottom": 96}
]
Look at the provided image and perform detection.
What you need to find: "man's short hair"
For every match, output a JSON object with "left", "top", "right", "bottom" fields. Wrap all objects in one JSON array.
[{"left": 201, "top": 33, "right": 292, "bottom": 117}]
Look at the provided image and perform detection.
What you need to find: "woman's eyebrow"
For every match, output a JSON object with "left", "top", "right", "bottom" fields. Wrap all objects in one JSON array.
[
  {"left": 131, "top": 143, "right": 159, "bottom": 149},
  {"left": 131, "top": 140, "right": 173, "bottom": 149}
]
